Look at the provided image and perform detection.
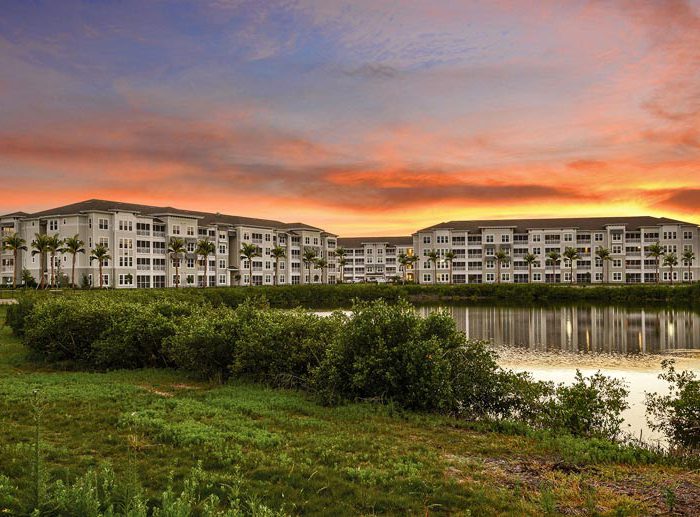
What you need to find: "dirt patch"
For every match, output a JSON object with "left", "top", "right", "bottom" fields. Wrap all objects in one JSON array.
[{"left": 138, "top": 385, "right": 174, "bottom": 397}]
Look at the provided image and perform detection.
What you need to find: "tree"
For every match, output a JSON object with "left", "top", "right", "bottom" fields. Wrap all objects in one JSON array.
[
  {"left": 301, "top": 247, "right": 318, "bottom": 285},
  {"left": 334, "top": 247, "right": 348, "bottom": 284},
  {"left": 2, "top": 233, "right": 26, "bottom": 289},
  {"left": 523, "top": 253, "right": 537, "bottom": 283},
  {"left": 398, "top": 253, "right": 410, "bottom": 284},
  {"left": 494, "top": 249, "right": 510, "bottom": 284},
  {"left": 595, "top": 247, "right": 612, "bottom": 283},
  {"left": 30, "top": 233, "right": 52, "bottom": 289},
  {"left": 63, "top": 235, "right": 85, "bottom": 289},
  {"left": 314, "top": 257, "right": 328, "bottom": 284},
  {"left": 663, "top": 252, "right": 678, "bottom": 284},
  {"left": 681, "top": 249, "right": 695, "bottom": 283},
  {"left": 195, "top": 239, "right": 216, "bottom": 288},
  {"left": 563, "top": 247, "right": 580, "bottom": 284},
  {"left": 240, "top": 242, "right": 260, "bottom": 286},
  {"left": 426, "top": 249, "right": 440, "bottom": 285},
  {"left": 646, "top": 242, "right": 665, "bottom": 284},
  {"left": 46, "top": 234, "right": 64, "bottom": 288},
  {"left": 270, "top": 245, "right": 287, "bottom": 286},
  {"left": 408, "top": 255, "right": 419, "bottom": 283},
  {"left": 546, "top": 250, "right": 561, "bottom": 283},
  {"left": 89, "top": 244, "right": 111, "bottom": 288},
  {"left": 444, "top": 250, "right": 456, "bottom": 284},
  {"left": 167, "top": 237, "right": 187, "bottom": 288}
]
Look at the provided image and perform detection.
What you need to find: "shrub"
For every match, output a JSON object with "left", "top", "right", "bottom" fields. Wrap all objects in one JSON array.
[
  {"left": 232, "top": 303, "right": 345, "bottom": 387},
  {"left": 312, "top": 300, "right": 459, "bottom": 410},
  {"left": 164, "top": 305, "right": 242, "bottom": 382},
  {"left": 5, "top": 295, "right": 37, "bottom": 336},
  {"left": 543, "top": 371, "right": 629, "bottom": 440},
  {"left": 646, "top": 360, "right": 700, "bottom": 450}
]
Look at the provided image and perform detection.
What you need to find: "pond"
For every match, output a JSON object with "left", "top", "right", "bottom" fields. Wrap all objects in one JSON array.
[{"left": 415, "top": 304, "right": 700, "bottom": 444}]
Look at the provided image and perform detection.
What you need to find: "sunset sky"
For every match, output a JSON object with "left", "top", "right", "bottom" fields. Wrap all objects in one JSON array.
[{"left": 1, "top": 0, "right": 699, "bottom": 235}]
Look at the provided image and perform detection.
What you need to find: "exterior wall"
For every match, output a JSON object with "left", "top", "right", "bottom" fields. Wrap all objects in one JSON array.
[
  {"left": 339, "top": 241, "right": 414, "bottom": 283},
  {"left": 413, "top": 224, "right": 700, "bottom": 284}
]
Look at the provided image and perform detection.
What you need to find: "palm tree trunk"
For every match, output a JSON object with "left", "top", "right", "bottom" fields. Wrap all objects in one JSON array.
[
  {"left": 50, "top": 253, "right": 55, "bottom": 288},
  {"left": 71, "top": 254, "right": 76, "bottom": 289},
  {"left": 175, "top": 264, "right": 180, "bottom": 288},
  {"left": 13, "top": 249, "right": 18, "bottom": 289},
  {"left": 433, "top": 263, "right": 436, "bottom": 285},
  {"left": 99, "top": 263, "right": 103, "bottom": 288},
  {"left": 570, "top": 263, "right": 574, "bottom": 284},
  {"left": 496, "top": 261, "right": 501, "bottom": 284},
  {"left": 670, "top": 266, "right": 673, "bottom": 285},
  {"left": 656, "top": 261, "right": 660, "bottom": 284},
  {"left": 274, "top": 260, "right": 278, "bottom": 286},
  {"left": 528, "top": 264, "right": 532, "bottom": 283}
]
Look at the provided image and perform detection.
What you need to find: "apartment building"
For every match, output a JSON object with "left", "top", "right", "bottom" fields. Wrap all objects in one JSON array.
[
  {"left": 337, "top": 236, "right": 414, "bottom": 283},
  {"left": 413, "top": 217, "right": 700, "bottom": 284},
  {"left": 0, "top": 199, "right": 337, "bottom": 288}
]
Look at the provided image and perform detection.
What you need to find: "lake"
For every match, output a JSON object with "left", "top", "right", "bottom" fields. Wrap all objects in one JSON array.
[{"left": 415, "top": 304, "right": 700, "bottom": 444}]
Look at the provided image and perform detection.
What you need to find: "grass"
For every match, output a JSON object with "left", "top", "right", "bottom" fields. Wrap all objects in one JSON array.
[{"left": 1, "top": 306, "right": 699, "bottom": 515}]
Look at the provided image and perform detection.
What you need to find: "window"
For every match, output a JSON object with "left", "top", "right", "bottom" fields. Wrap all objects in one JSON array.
[
  {"left": 102, "top": 274, "right": 110, "bottom": 287},
  {"left": 531, "top": 234, "right": 541, "bottom": 242},
  {"left": 564, "top": 234, "right": 573, "bottom": 242},
  {"left": 137, "top": 275, "right": 150, "bottom": 288},
  {"left": 683, "top": 231, "right": 693, "bottom": 240},
  {"left": 501, "top": 235, "right": 510, "bottom": 243},
  {"left": 663, "top": 231, "right": 677, "bottom": 240},
  {"left": 219, "top": 259, "right": 226, "bottom": 269},
  {"left": 501, "top": 273, "right": 510, "bottom": 282},
  {"left": 485, "top": 235, "right": 494, "bottom": 243},
  {"left": 99, "top": 218, "right": 109, "bottom": 230},
  {"left": 533, "top": 273, "right": 542, "bottom": 281},
  {"left": 119, "top": 256, "right": 133, "bottom": 267},
  {"left": 119, "top": 220, "right": 133, "bottom": 231},
  {"left": 436, "top": 235, "right": 448, "bottom": 244},
  {"left": 48, "top": 220, "right": 58, "bottom": 231},
  {"left": 153, "top": 276, "right": 166, "bottom": 288},
  {"left": 613, "top": 259, "right": 622, "bottom": 268},
  {"left": 612, "top": 272, "right": 622, "bottom": 281},
  {"left": 305, "top": 237, "right": 310, "bottom": 244},
  {"left": 187, "top": 226, "right": 195, "bottom": 236},
  {"left": 486, "top": 273, "right": 495, "bottom": 282},
  {"left": 423, "top": 236, "right": 431, "bottom": 244},
  {"left": 219, "top": 244, "right": 227, "bottom": 254},
  {"left": 187, "top": 242, "right": 195, "bottom": 252},
  {"left": 186, "top": 258, "right": 195, "bottom": 269},
  {"left": 422, "top": 273, "right": 431, "bottom": 282},
  {"left": 118, "top": 238, "right": 133, "bottom": 249},
  {"left": 612, "top": 245, "right": 622, "bottom": 254},
  {"left": 172, "top": 225, "right": 181, "bottom": 235},
  {"left": 118, "top": 274, "right": 133, "bottom": 286}
]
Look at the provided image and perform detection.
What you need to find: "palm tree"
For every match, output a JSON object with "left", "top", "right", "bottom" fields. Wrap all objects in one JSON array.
[
  {"left": 89, "top": 244, "right": 111, "bottom": 288},
  {"left": 2, "top": 233, "right": 27, "bottom": 289},
  {"left": 240, "top": 242, "right": 260, "bottom": 286},
  {"left": 167, "top": 237, "right": 187, "bottom": 288},
  {"left": 646, "top": 242, "right": 665, "bottom": 284},
  {"left": 523, "top": 253, "right": 537, "bottom": 283},
  {"left": 663, "top": 252, "right": 678, "bottom": 284},
  {"left": 426, "top": 249, "right": 440, "bottom": 285},
  {"left": 314, "top": 257, "right": 328, "bottom": 284},
  {"left": 46, "top": 234, "right": 64, "bottom": 288},
  {"left": 594, "top": 247, "right": 612, "bottom": 284},
  {"left": 398, "top": 253, "right": 410, "bottom": 284},
  {"left": 30, "top": 233, "right": 52, "bottom": 289},
  {"left": 302, "top": 247, "right": 319, "bottom": 284},
  {"left": 494, "top": 249, "right": 510, "bottom": 284},
  {"left": 682, "top": 249, "right": 695, "bottom": 283},
  {"left": 270, "top": 245, "right": 286, "bottom": 286},
  {"left": 444, "top": 250, "right": 456, "bottom": 284},
  {"left": 63, "top": 235, "right": 85, "bottom": 288},
  {"left": 195, "top": 239, "right": 216, "bottom": 287},
  {"left": 408, "top": 255, "right": 419, "bottom": 283},
  {"left": 563, "top": 247, "right": 580, "bottom": 284},
  {"left": 334, "top": 247, "right": 348, "bottom": 284},
  {"left": 546, "top": 250, "right": 561, "bottom": 283}
]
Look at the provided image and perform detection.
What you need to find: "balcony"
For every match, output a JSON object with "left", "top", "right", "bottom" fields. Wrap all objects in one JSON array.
[
  {"left": 136, "top": 230, "right": 150, "bottom": 237},
  {"left": 137, "top": 265, "right": 150, "bottom": 271},
  {"left": 153, "top": 249, "right": 166, "bottom": 255},
  {"left": 153, "top": 231, "right": 166, "bottom": 238},
  {"left": 153, "top": 265, "right": 166, "bottom": 271},
  {"left": 137, "top": 247, "right": 150, "bottom": 254}
]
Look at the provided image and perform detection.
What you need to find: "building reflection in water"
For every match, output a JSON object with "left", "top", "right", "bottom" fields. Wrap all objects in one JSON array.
[{"left": 417, "top": 305, "right": 700, "bottom": 354}]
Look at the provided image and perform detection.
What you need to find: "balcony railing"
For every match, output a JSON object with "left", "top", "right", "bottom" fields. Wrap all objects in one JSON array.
[
  {"left": 137, "top": 247, "right": 150, "bottom": 254},
  {"left": 137, "top": 265, "right": 150, "bottom": 271},
  {"left": 136, "top": 230, "right": 150, "bottom": 236},
  {"left": 153, "top": 231, "right": 166, "bottom": 238},
  {"left": 153, "top": 265, "right": 166, "bottom": 271}
]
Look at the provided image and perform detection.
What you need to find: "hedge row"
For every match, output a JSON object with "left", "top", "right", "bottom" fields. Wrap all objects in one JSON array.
[{"left": 8, "top": 296, "right": 634, "bottom": 441}]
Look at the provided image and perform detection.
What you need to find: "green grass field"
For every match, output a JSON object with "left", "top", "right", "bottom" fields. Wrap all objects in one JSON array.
[{"left": 1, "top": 306, "right": 698, "bottom": 515}]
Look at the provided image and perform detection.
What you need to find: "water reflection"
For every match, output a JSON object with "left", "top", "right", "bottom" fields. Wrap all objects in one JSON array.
[{"left": 417, "top": 305, "right": 700, "bottom": 355}]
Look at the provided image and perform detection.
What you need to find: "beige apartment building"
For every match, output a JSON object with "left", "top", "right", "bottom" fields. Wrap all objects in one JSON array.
[
  {"left": 336, "top": 236, "right": 414, "bottom": 283},
  {"left": 1, "top": 200, "right": 337, "bottom": 288},
  {"left": 412, "top": 217, "right": 700, "bottom": 284}
]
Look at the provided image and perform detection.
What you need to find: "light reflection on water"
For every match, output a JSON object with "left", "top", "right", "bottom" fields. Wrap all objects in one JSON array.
[{"left": 416, "top": 305, "right": 700, "bottom": 355}]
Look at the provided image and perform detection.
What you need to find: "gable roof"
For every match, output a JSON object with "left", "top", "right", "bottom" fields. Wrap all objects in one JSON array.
[
  {"left": 416, "top": 216, "right": 698, "bottom": 234},
  {"left": 21, "top": 199, "right": 327, "bottom": 232},
  {"left": 338, "top": 236, "right": 413, "bottom": 248}
]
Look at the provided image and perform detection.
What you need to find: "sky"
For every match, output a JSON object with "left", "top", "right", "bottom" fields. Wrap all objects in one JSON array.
[{"left": 1, "top": 0, "right": 699, "bottom": 235}]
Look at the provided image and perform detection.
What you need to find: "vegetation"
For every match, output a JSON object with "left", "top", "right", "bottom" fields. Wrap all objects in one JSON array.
[
  {"left": 1, "top": 301, "right": 699, "bottom": 515},
  {"left": 1, "top": 232, "right": 27, "bottom": 289},
  {"left": 89, "top": 244, "right": 111, "bottom": 288},
  {"left": 167, "top": 237, "right": 187, "bottom": 288},
  {"left": 196, "top": 239, "right": 217, "bottom": 288},
  {"left": 62, "top": 234, "right": 86, "bottom": 288}
]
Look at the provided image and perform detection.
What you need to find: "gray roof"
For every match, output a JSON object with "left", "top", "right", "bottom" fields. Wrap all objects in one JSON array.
[
  {"left": 416, "top": 216, "right": 698, "bottom": 234},
  {"left": 338, "top": 236, "right": 413, "bottom": 248},
  {"left": 21, "top": 199, "right": 330, "bottom": 232},
  {"left": 0, "top": 211, "right": 29, "bottom": 218}
]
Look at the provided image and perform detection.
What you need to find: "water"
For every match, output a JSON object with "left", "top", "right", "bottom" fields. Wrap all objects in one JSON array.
[{"left": 415, "top": 304, "right": 700, "bottom": 444}]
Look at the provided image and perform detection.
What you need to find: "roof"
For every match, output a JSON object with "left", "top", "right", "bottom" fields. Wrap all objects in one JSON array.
[
  {"left": 415, "top": 216, "right": 698, "bottom": 234},
  {"left": 0, "top": 211, "right": 29, "bottom": 218},
  {"left": 20, "top": 199, "right": 326, "bottom": 232},
  {"left": 338, "top": 236, "right": 413, "bottom": 248}
]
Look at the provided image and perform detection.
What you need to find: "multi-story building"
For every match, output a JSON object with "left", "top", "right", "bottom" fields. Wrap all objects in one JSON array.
[
  {"left": 336, "top": 237, "right": 414, "bottom": 283},
  {"left": 1, "top": 199, "right": 338, "bottom": 288},
  {"left": 413, "top": 217, "right": 700, "bottom": 284}
]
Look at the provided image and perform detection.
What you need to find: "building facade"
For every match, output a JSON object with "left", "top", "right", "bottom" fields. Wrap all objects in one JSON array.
[
  {"left": 412, "top": 217, "right": 700, "bottom": 284},
  {"left": 1, "top": 200, "right": 337, "bottom": 288},
  {"left": 336, "top": 236, "right": 414, "bottom": 283}
]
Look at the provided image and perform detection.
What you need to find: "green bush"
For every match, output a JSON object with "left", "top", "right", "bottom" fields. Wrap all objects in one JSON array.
[
  {"left": 164, "top": 305, "right": 243, "bottom": 382},
  {"left": 232, "top": 303, "right": 345, "bottom": 388},
  {"left": 646, "top": 360, "right": 700, "bottom": 450}
]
